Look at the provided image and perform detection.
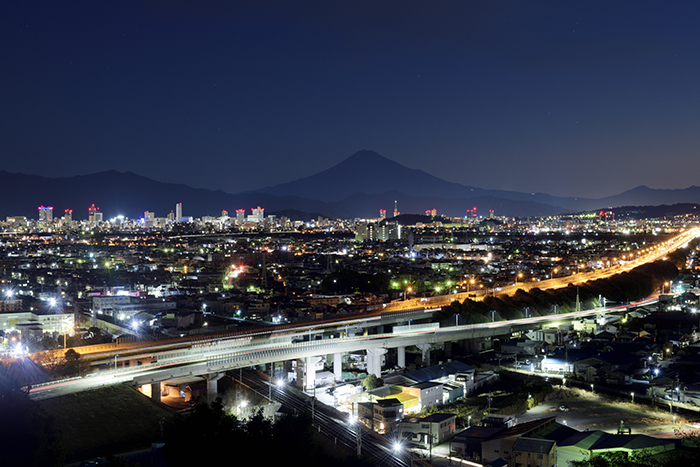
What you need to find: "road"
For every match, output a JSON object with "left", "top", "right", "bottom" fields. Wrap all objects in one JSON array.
[
  {"left": 27, "top": 294, "right": 659, "bottom": 402},
  {"left": 374, "top": 226, "right": 700, "bottom": 313},
  {"left": 24, "top": 225, "right": 698, "bottom": 400}
]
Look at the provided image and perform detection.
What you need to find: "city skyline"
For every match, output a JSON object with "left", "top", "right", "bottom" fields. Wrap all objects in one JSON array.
[{"left": 3, "top": 2, "right": 700, "bottom": 200}]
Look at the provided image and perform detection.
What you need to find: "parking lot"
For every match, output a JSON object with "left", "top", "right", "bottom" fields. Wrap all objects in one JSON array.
[{"left": 519, "top": 386, "right": 698, "bottom": 438}]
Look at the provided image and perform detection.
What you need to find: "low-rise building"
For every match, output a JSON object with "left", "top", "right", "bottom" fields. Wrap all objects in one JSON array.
[
  {"left": 357, "top": 398, "right": 404, "bottom": 434},
  {"left": 511, "top": 437, "right": 556, "bottom": 467},
  {"left": 399, "top": 413, "right": 456, "bottom": 448}
]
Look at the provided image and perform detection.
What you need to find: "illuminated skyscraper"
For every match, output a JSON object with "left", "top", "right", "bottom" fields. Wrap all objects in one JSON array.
[
  {"left": 379, "top": 209, "right": 386, "bottom": 221},
  {"left": 251, "top": 206, "right": 264, "bottom": 223},
  {"left": 175, "top": 203, "right": 183, "bottom": 222},
  {"left": 393, "top": 200, "right": 399, "bottom": 217},
  {"left": 38, "top": 206, "right": 53, "bottom": 222},
  {"left": 88, "top": 204, "right": 100, "bottom": 223},
  {"left": 236, "top": 209, "right": 245, "bottom": 224},
  {"left": 144, "top": 211, "right": 155, "bottom": 227},
  {"left": 63, "top": 209, "right": 72, "bottom": 224}
]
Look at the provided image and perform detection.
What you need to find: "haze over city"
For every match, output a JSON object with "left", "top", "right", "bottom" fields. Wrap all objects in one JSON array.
[{"left": 3, "top": 1, "right": 700, "bottom": 199}]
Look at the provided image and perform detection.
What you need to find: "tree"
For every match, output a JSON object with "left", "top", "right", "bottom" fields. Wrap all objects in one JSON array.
[
  {"left": 571, "top": 449, "right": 669, "bottom": 467},
  {"left": 163, "top": 400, "right": 371, "bottom": 467},
  {"left": 61, "top": 348, "right": 88, "bottom": 376},
  {"left": 0, "top": 365, "right": 65, "bottom": 466},
  {"left": 362, "top": 374, "right": 384, "bottom": 391},
  {"left": 163, "top": 399, "right": 242, "bottom": 467}
]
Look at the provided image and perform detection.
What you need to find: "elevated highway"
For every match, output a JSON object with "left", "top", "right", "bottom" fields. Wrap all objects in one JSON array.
[
  {"left": 29, "top": 297, "right": 655, "bottom": 401},
  {"left": 26, "top": 226, "right": 698, "bottom": 400}
]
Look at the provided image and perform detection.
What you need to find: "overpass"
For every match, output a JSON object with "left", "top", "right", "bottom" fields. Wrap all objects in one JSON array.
[
  {"left": 28, "top": 297, "right": 655, "bottom": 402},
  {"left": 26, "top": 226, "right": 698, "bottom": 401}
]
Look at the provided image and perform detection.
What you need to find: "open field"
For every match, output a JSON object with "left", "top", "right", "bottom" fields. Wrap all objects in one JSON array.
[
  {"left": 39, "top": 384, "right": 176, "bottom": 463},
  {"left": 521, "top": 386, "right": 699, "bottom": 438}
]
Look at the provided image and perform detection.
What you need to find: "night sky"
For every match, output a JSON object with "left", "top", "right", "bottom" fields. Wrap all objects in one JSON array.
[{"left": 3, "top": 1, "right": 700, "bottom": 199}]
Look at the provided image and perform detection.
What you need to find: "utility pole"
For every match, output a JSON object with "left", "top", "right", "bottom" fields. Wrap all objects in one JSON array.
[{"left": 575, "top": 287, "right": 581, "bottom": 312}]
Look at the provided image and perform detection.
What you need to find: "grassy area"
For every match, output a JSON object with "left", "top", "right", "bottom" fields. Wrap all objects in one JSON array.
[{"left": 39, "top": 384, "right": 177, "bottom": 463}]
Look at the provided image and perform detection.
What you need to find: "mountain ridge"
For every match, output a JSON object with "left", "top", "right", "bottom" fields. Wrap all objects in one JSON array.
[{"left": 0, "top": 150, "right": 698, "bottom": 219}]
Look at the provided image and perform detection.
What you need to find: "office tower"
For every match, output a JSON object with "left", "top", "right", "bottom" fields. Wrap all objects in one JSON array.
[
  {"left": 251, "top": 206, "right": 264, "bottom": 223},
  {"left": 38, "top": 206, "right": 53, "bottom": 222},
  {"left": 175, "top": 203, "right": 183, "bottom": 222},
  {"left": 63, "top": 209, "right": 72, "bottom": 224},
  {"left": 88, "top": 204, "right": 100, "bottom": 223},
  {"left": 393, "top": 200, "right": 399, "bottom": 217},
  {"left": 236, "top": 209, "right": 245, "bottom": 224},
  {"left": 144, "top": 211, "right": 155, "bottom": 227},
  {"left": 379, "top": 209, "right": 386, "bottom": 221}
]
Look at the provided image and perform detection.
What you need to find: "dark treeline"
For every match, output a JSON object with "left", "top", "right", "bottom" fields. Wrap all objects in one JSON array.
[
  {"left": 437, "top": 259, "right": 683, "bottom": 324},
  {"left": 163, "top": 400, "right": 372, "bottom": 467}
]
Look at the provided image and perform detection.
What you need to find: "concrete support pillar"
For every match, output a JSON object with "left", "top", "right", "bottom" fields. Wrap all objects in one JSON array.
[
  {"left": 294, "top": 359, "right": 304, "bottom": 389},
  {"left": 333, "top": 352, "right": 343, "bottom": 380},
  {"left": 417, "top": 344, "right": 431, "bottom": 366},
  {"left": 150, "top": 382, "right": 161, "bottom": 402},
  {"left": 205, "top": 372, "right": 224, "bottom": 402},
  {"left": 366, "top": 348, "right": 388, "bottom": 378},
  {"left": 305, "top": 356, "right": 322, "bottom": 391},
  {"left": 397, "top": 346, "right": 406, "bottom": 368}
]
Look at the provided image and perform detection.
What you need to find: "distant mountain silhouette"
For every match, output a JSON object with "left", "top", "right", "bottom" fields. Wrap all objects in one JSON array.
[
  {"left": 0, "top": 170, "right": 347, "bottom": 220},
  {"left": 249, "top": 150, "right": 492, "bottom": 201},
  {"left": 1, "top": 150, "right": 698, "bottom": 220},
  {"left": 592, "top": 186, "right": 700, "bottom": 209},
  {"left": 251, "top": 150, "right": 700, "bottom": 215}
]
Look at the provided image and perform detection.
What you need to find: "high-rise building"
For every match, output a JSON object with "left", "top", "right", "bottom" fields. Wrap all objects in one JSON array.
[
  {"left": 63, "top": 209, "right": 72, "bottom": 224},
  {"left": 378, "top": 222, "right": 401, "bottom": 241},
  {"left": 175, "top": 203, "right": 183, "bottom": 222},
  {"left": 393, "top": 200, "right": 399, "bottom": 217},
  {"left": 88, "top": 204, "right": 100, "bottom": 223},
  {"left": 379, "top": 209, "right": 386, "bottom": 221},
  {"left": 236, "top": 209, "right": 245, "bottom": 224},
  {"left": 356, "top": 222, "right": 401, "bottom": 241},
  {"left": 144, "top": 211, "right": 155, "bottom": 227},
  {"left": 38, "top": 206, "right": 53, "bottom": 222},
  {"left": 251, "top": 206, "right": 264, "bottom": 223}
]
